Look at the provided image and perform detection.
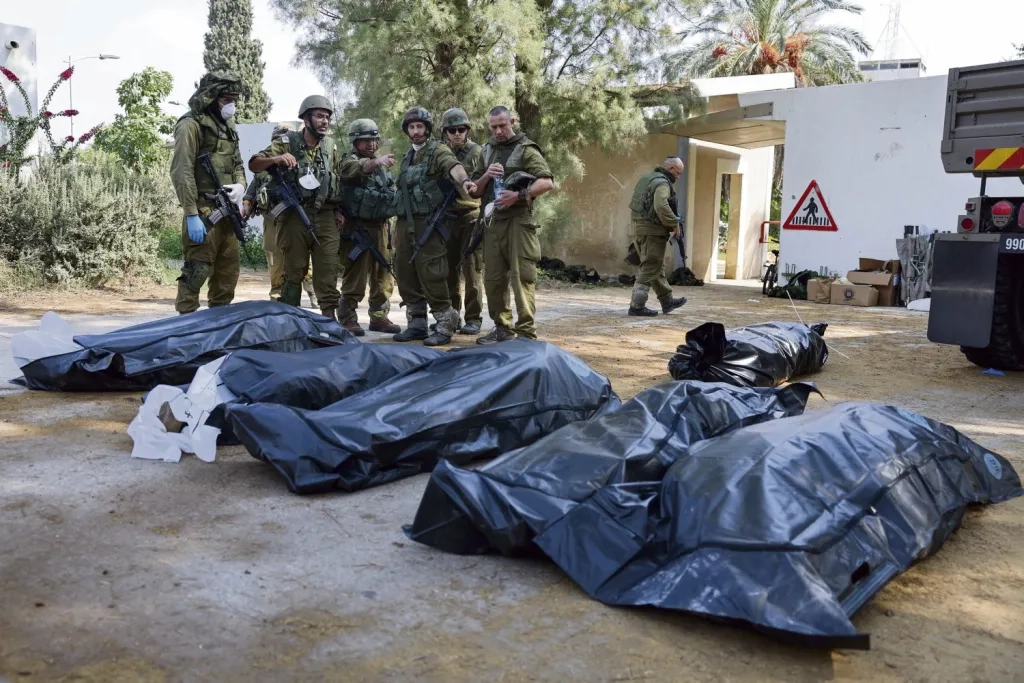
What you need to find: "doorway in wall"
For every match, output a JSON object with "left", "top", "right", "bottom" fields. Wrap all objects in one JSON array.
[{"left": 716, "top": 173, "right": 743, "bottom": 279}]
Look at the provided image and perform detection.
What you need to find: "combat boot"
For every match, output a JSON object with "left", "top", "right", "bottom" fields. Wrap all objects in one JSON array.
[
  {"left": 394, "top": 314, "right": 428, "bottom": 342},
  {"left": 343, "top": 319, "right": 366, "bottom": 337},
  {"left": 660, "top": 296, "right": 687, "bottom": 314},
  {"left": 307, "top": 290, "right": 318, "bottom": 309},
  {"left": 369, "top": 316, "right": 401, "bottom": 334},
  {"left": 320, "top": 306, "right": 338, "bottom": 322},
  {"left": 476, "top": 326, "right": 516, "bottom": 345},
  {"left": 424, "top": 308, "right": 459, "bottom": 347},
  {"left": 628, "top": 306, "right": 659, "bottom": 317},
  {"left": 459, "top": 321, "right": 481, "bottom": 335},
  {"left": 337, "top": 302, "right": 365, "bottom": 337}
]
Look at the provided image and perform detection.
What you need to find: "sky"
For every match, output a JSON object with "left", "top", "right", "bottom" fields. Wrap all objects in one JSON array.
[{"left": 3, "top": 0, "right": 1023, "bottom": 141}]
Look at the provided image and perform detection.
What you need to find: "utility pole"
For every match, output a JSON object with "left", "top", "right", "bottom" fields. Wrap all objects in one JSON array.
[{"left": 63, "top": 53, "right": 120, "bottom": 138}]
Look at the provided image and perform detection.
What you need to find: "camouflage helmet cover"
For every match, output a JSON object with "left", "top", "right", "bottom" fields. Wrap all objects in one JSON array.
[
  {"left": 401, "top": 105, "right": 433, "bottom": 135},
  {"left": 348, "top": 118, "right": 381, "bottom": 141},
  {"left": 504, "top": 171, "right": 536, "bottom": 191},
  {"left": 298, "top": 94, "right": 334, "bottom": 119},
  {"left": 440, "top": 107, "right": 471, "bottom": 132}
]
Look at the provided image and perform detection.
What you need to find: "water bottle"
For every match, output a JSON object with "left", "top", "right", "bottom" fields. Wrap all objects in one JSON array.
[{"left": 493, "top": 175, "right": 505, "bottom": 201}]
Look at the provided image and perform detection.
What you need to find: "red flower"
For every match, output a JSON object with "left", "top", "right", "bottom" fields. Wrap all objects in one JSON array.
[
  {"left": 712, "top": 45, "right": 728, "bottom": 59},
  {"left": 65, "top": 136, "right": 75, "bottom": 143},
  {"left": 42, "top": 111, "right": 53, "bottom": 118},
  {"left": 60, "top": 67, "right": 74, "bottom": 81},
  {"left": 0, "top": 66, "right": 18, "bottom": 83},
  {"left": 63, "top": 109, "right": 79, "bottom": 117}
]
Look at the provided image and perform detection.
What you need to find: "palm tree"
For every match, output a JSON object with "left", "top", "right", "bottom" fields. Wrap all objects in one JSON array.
[{"left": 663, "top": 0, "right": 872, "bottom": 86}]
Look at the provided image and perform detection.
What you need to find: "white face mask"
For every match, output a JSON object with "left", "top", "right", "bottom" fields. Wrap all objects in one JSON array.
[{"left": 220, "top": 102, "right": 237, "bottom": 119}]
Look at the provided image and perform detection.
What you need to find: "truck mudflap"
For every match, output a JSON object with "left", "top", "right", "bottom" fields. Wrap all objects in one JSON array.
[{"left": 927, "top": 233, "right": 1000, "bottom": 347}]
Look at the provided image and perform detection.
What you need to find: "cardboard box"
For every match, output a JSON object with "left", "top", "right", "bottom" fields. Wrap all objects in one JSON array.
[
  {"left": 831, "top": 282, "right": 879, "bottom": 307},
  {"left": 846, "top": 257, "right": 901, "bottom": 306},
  {"left": 806, "top": 278, "right": 833, "bottom": 304}
]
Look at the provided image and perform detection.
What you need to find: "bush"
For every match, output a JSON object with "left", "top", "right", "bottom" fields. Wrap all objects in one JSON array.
[{"left": 0, "top": 151, "right": 179, "bottom": 289}]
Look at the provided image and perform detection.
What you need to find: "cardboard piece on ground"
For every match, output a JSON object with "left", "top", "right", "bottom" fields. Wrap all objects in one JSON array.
[
  {"left": 831, "top": 282, "right": 879, "bottom": 307},
  {"left": 806, "top": 278, "right": 834, "bottom": 304}
]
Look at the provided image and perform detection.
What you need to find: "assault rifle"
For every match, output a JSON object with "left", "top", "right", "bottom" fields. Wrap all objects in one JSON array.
[
  {"left": 346, "top": 222, "right": 396, "bottom": 280},
  {"left": 267, "top": 165, "right": 320, "bottom": 246},
  {"left": 197, "top": 153, "right": 247, "bottom": 245},
  {"left": 408, "top": 184, "right": 457, "bottom": 264}
]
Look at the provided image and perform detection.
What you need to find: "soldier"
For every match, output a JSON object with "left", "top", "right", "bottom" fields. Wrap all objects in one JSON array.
[
  {"left": 391, "top": 106, "right": 478, "bottom": 347},
  {"left": 241, "top": 126, "right": 317, "bottom": 308},
  {"left": 169, "top": 71, "right": 247, "bottom": 315},
  {"left": 438, "top": 107, "right": 486, "bottom": 336},
  {"left": 248, "top": 96, "right": 341, "bottom": 320},
  {"left": 335, "top": 118, "right": 401, "bottom": 336},
  {"left": 626, "top": 156, "right": 689, "bottom": 316},
  {"left": 472, "top": 106, "right": 554, "bottom": 344}
]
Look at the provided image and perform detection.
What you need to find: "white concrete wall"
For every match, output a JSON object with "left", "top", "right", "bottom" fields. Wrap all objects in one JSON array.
[
  {"left": 0, "top": 24, "right": 39, "bottom": 146},
  {"left": 741, "top": 76, "right": 1021, "bottom": 277}
]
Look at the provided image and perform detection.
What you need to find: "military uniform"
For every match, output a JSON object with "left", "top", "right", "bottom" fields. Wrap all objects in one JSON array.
[
  {"left": 479, "top": 133, "right": 553, "bottom": 340},
  {"left": 628, "top": 167, "right": 687, "bottom": 316},
  {"left": 336, "top": 118, "right": 399, "bottom": 336},
  {"left": 169, "top": 72, "right": 246, "bottom": 314},
  {"left": 250, "top": 114, "right": 340, "bottom": 314},
  {"left": 391, "top": 107, "right": 467, "bottom": 346},
  {"left": 242, "top": 172, "right": 316, "bottom": 306}
]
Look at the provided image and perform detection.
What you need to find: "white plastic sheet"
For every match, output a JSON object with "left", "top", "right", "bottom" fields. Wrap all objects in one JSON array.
[
  {"left": 126, "top": 356, "right": 237, "bottom": 463},
  {"left": 11, "top": 311, "right": 83, "bottom": 368}
]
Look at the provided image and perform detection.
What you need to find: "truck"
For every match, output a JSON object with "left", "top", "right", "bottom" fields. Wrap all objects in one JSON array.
[{"left": 928, "top": 58, "right": 1024, "bottom": 369}]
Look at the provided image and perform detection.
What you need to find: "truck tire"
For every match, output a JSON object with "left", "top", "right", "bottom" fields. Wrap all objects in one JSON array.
[{"left": 961, "top": 254, "right": 1024, "bottom": 370}]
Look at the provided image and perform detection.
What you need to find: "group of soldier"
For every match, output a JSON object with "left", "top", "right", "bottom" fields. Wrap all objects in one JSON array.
[{"left": 169, "top": 71, "right": 688, "bottom": 347}]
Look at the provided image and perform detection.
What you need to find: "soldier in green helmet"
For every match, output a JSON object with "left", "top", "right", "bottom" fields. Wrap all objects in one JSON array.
[
  {"left": 334, "top": 118, "right": 401, "bottom": 336},
  {"left": 249, "top": 95, "right": 341, "bottom": 320},
  {"left": 169, "top": 71, "right": 248, "bottom": 314},
  {"left": 626, "top": 156, "right": 688, "bottom": 316},
  {"left": 390, "top": 105, "right": 479, "bottom": 347},
  {"left": 471, "top": 106, "right": 555, "bottom": 343},
  {"left": 438, "top": 107, "right": 486, "bottom": 336},
  {"left": 242, "top": 124, "right": 317, "bottom": 307}
]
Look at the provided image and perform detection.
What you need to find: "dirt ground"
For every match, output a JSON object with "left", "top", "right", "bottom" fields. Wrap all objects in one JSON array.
[{"left": 0, "top": 273, "right": 1022, "bottom": 682}]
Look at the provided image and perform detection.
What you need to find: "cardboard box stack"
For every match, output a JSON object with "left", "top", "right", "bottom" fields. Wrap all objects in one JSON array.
[{"left": 806, "top": 258, "right": 901, "bottom": 308}]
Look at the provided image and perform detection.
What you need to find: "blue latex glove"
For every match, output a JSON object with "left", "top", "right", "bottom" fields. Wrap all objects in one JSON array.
[{"left": 186, "top": 215, "right": 206, "bottom": 243}]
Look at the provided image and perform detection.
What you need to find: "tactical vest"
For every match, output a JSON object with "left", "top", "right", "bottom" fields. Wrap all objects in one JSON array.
[
  {"left": 337, "top": 151, "right": 398, "bottom": 222},
  {"left": 393, "top": 140, "right": 446, "bottom": 220},
  {"left": 629, "top": 167, "right": 677, "bottom": 223},
  {"left": 180, "top": 111, "right": 240, "bottom": 194},
  {"left": 450, "top": 141, "right": 481, "bottom": 212},
  {"left": 269, "top": 130, "right": 336, "bottom": 212},
  {"left": 482, "top": 135, "right": 541, "bottom": 206}
]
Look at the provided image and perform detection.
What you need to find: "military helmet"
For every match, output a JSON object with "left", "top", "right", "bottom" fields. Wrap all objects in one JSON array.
[
  {"left": 348, "top": 118, "right": 381, "bottom": 142},
  {"left": 271, "top": 124, "right": 292, "bottom": 139},
  {"left": 401, "top": 106, "right": 433, "bottom": 135},
  {"left": 298, "top": 95, "right": 334, "bottom": 119},
  {"left": 504, "top": 171, "right": 537, "bottom": 191},
  {"left": 440, "top": 107, "right": 471, "bottom": 132}
]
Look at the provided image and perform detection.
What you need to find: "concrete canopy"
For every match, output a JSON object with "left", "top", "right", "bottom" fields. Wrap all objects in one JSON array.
[{"left": 660, "top": 103, "right": 785, "bottom": 149}]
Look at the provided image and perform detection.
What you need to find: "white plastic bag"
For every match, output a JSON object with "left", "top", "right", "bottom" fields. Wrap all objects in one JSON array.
[
  {"left": 11, "top": 311, "right": 84, "bottom": 368},
  {"left": 126, "top": 356, "right": 238, "bottom": 463}
]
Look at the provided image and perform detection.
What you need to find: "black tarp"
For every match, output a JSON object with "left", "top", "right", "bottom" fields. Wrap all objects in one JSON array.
[
  {"left": 15, "top": 301, "right": 355, "bottom": 392},
  {"left": 226, "top": 340, "right": 620, "bottom": 494},
  {"left": 668, "top": 321, "right": 828, "bottom": 387},
  {"left": 408, "top": 394, "right": 1022, "bottom": 648},
  {"left": 406, "top": 380, "right": 817, "bottom": 556}
]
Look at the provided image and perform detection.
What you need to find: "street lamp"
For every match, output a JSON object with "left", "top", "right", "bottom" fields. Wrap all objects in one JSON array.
[{"left": 63, "top": 53, "right": 120, "bottom": 137}]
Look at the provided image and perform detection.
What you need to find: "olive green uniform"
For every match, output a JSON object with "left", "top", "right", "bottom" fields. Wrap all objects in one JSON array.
[
  {"left": 169, "top": 77, "right": 245, "bottom": 314},
  {"left": 480, "top": 133, "right": 553, "bottom": 339},
  {"left": 250, "top": 130, "right": 340, "bottom": 309},
  {"left": 628, "top": 167, "right": 679, "bottom": 309},
  {"left": 336, "top": 151, "right": 397, "bottom": 325},
  {"left": 445, "top": 141, "right": 486, "bottom": 327},
  {"left": 242, "top": 175, "right": 315, "bottom": 303},
  {"left": 392, "top": 139, "right": 462, "bottom": 333}
]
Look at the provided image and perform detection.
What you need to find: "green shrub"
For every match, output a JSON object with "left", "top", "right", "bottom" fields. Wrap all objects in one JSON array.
[{"left": 0, "top": 152, "right": 179, "bottom": 289}]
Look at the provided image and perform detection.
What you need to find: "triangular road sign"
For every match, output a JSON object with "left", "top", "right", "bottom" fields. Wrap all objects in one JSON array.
[{"left": 783, "top": 180, "right": 838, "bottom": 232}]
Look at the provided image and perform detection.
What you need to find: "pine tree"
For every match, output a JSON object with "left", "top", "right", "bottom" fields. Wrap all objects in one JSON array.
[{"left": 202, "top": 0, "right": 272, "bottom": 123}]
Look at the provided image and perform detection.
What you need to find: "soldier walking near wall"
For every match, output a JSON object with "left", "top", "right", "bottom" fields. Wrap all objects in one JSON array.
[
  {"left": 390, "top": 106, "right": 478, "bottom": 347},
  {"left": 248, "top": 96, "right": 341, "bottom": 320},
  {"left": 169, "top": 71, "right": 247, "bottom": 314},
  {"left": 439, "top": 108, "right": 486, "bottom": 336},
  {"left": 335, "top": 118, "right": 401, "bottom": 336},
  {"left": 472, "top": 106, "right": 554, "bottom": 344},
  {"left": 627, "top": 156, "right": 689, "bottom": 316}
]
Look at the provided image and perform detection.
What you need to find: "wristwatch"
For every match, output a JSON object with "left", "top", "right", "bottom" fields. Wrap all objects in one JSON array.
[{"left": 518, "top": 189, "right": 529, "bottom": 202}]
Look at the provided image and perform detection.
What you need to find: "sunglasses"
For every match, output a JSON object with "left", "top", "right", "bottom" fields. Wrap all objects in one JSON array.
[{"left": 447, "top": 127, "right": 469, "bottom": 134}]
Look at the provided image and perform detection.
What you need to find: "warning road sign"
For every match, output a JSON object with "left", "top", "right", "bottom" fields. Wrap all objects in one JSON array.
[{"left": 783, "top": 180, "right": 838, "bottom": 232}]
